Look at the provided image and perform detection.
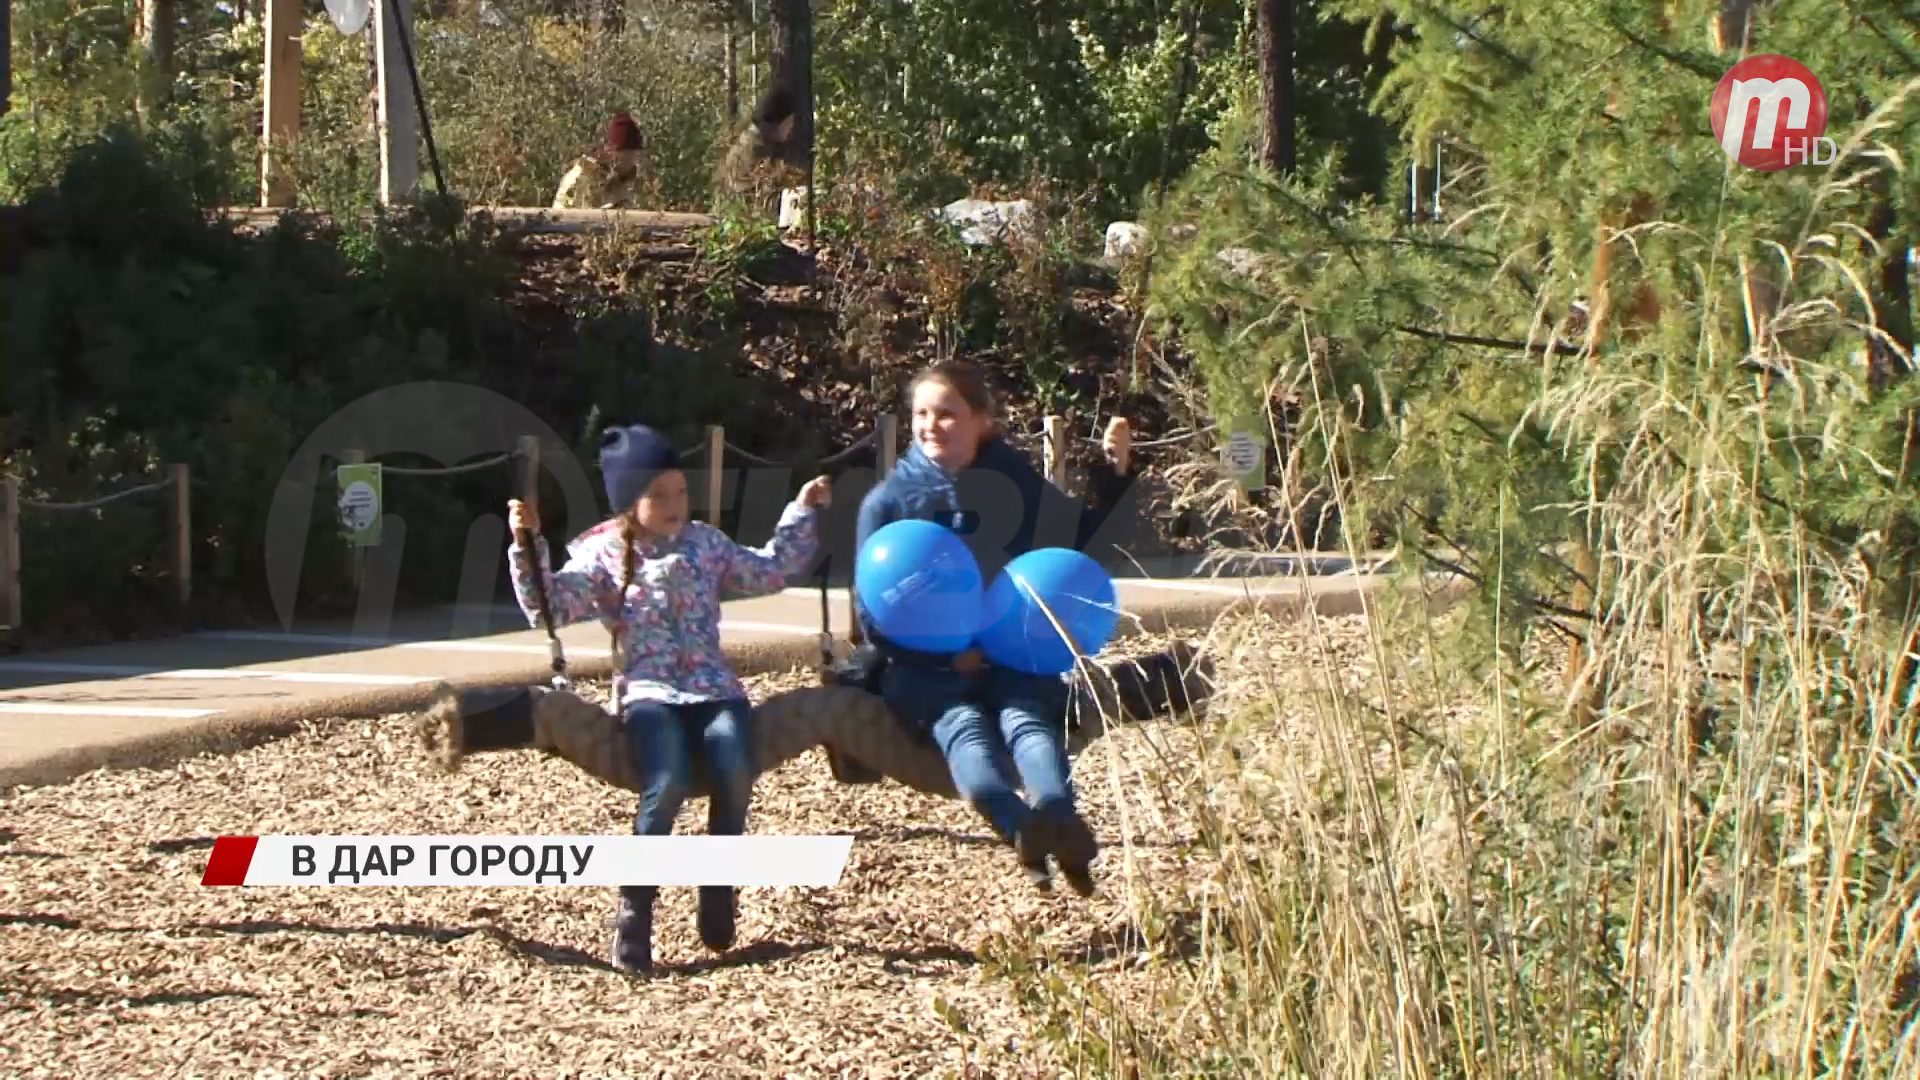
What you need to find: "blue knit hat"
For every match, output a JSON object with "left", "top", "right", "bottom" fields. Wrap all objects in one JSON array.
[{"left": 599, "top": 424, "right": 681, "bottom": 513}]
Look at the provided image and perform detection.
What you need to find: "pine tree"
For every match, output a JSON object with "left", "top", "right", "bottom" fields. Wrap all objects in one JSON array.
[{"left": 1151, "top": 0, "right": 1919, "bottom": 659}]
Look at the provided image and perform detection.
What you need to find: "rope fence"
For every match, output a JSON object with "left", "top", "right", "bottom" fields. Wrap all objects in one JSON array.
[
  {"left": 0, "top": 464, "right": 192, "bottom": 638},
  {"left": 1, "top": 411, "right": 1181, "bottom": 639}
]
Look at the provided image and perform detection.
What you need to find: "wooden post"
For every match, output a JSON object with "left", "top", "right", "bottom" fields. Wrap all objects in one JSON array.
[
  {"left": 516, "top": 435, "right": 541, "bottom": 514},
  {"left": 374, "top": 0, "right": 420, "bottom": 205},
  {"left": 1569, "top": 539, "right": 1600, "bottom": 727},
  {"left": 705, "top": 425, "right": 726, "bottom": 525},
  {"left": 168, "top": 464, "right": 191, "bottom": 615},
  {"left": 342, "top": 449, "right": 366, "bottom": 595},
  {"left": 878, "top": 414, "right": 898, "bottom": 477},
  {"left": 0, "top": 477, "right": 18, "bottom": 637},
  {"left": 1043, "top": 414, "right": 1069, "bottom": 490},
  {"left": 259, "top": 0, "right": 303, "bottom": 208}
]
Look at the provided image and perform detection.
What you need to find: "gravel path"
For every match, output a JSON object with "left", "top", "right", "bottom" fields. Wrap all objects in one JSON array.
[{"left": 0, "top": 625, "right": 1291, "bottom": 1079}]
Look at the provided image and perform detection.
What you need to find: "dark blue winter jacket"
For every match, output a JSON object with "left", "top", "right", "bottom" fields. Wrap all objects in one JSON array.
[{"left": 852, "top": 436, "right": 1137, "bottom": 667}]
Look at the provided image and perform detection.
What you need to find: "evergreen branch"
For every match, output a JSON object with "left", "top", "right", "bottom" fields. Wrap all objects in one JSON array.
[
  {"left": 1855, "top": 9, "right": 1920, "bottom": 74},
  {"left": 1396, "top": 324, "right": 1585, "bottom": 356},
  {"left": 1412, "top": 540, "right": 1592, "bottom": 632},
  {"left": 1382, "top": 236, "right": 1505, "bottom": 265},
  {"left": 1410, "top": 3, "right": 1533, "bottom": 73},
  {"left": 1599, "top": 10, "right": 1720, "bottom": 81},
  {"left": 1453, "top": 409, "right": 1510, "bottom": 447},
  {"left": 1452, "top": 409, "right": 1557, "bottom": 455},
  {"left": 1401, "top": 504, "right": 1596, "bottom": 626}
]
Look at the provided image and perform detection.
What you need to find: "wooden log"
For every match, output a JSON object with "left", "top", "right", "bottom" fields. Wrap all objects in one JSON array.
[
  {"left": 213, "top": 206, "right": 716, "bottom": 237},
  {"left": 418, "top": 643, "right": 1215, "bottom": 799}
]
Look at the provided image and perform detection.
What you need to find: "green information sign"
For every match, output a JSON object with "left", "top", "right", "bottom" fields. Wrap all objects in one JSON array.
[{"left": 335, "top": 463, "right": 384, "bottom": 547}]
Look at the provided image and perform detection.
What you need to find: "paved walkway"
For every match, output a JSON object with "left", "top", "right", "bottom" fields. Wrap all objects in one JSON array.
[{"left": 0, "top": 571, "right": 1391, "bottom": 788}]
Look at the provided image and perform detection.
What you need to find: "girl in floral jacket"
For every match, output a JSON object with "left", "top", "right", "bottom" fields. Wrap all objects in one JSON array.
[{"left": 506, "top": 423, "right": 831, "bottom": 974}]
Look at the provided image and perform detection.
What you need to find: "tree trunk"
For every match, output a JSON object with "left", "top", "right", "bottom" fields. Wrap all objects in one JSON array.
[
  {"left": 767, "top": 0, "right": 812, "bottom": 169},
  {"left": 590, "top": 0, "right": 622, "bottom": 34},
  {"left": 1, "top": 0, "right": 11, "bottom": 119},
  {"left": 137, "top": 0, "right": 177, "bottom": 120},
  {"left": 1711, "top": 0, "right": 1754, "bottom": 53},
  {"left": 725, "top": 22, "right": 740, "bottom": 122},
  {"left": 1257, "top": 0, "right": 1295, "bottom": 176}
]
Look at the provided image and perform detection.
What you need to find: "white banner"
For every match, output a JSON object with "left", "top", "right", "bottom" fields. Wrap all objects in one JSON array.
[{"left": 201, "top": 834, "right": 854, "bottom": 887}]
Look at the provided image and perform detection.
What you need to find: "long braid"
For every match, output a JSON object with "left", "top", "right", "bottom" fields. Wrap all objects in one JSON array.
[
  {"left": 612, "top": 512, "right": 639, "bottom": 694},
  {"left": 614, "top": 511, "right": 637, "bottom": 657}
]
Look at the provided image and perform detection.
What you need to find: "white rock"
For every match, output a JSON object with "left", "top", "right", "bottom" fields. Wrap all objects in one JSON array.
[
  {"left": 1104, "top": 221, "right": 1148, "bottom": 259},
  {"left": 1214, "top": 247, "right": 1266, "bottom": 277},
  {"left": 934, "top": 198, "right": 1037, "bottom": 247},
  {"left": 778, "top": 186, "right": 810, "bottom": 230}
]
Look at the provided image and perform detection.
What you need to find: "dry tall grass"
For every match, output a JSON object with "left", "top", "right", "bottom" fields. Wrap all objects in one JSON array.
[{"left": 990, "top": 94, "right": 1920, "bottom": 1080}]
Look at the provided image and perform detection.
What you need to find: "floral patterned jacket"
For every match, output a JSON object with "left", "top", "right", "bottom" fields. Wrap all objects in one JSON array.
[{"left": 506, "top": 499, "right": 820, "bottom": 709}]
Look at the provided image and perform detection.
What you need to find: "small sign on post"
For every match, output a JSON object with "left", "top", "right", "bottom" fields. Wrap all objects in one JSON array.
[
  {"left": 336, "top": 462, "right": 385, "bottom": 546},
  {"left": 1220, "top": 429, "right": 1266, "bottom": 493}
]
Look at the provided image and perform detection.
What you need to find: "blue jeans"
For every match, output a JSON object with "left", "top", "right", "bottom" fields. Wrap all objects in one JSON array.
[
  {"left": 621, "top": 698, "right": 755, "bottom": 840},
  {"left": 879, "top": 661, "right": 1074, "bottom": 842}
]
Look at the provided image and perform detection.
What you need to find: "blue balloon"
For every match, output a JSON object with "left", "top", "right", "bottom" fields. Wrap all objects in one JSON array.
[
  {"left": 855, "top": 519, "right": 984, "bottom": 653},
  {"left": 977, "top": 548, "right": 1121, "bottom": 675}
]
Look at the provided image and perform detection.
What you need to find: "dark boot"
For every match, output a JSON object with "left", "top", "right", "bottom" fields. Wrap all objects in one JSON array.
[
  {"left": 1016, "top": 838, "right": 1054, "bottom": 893},
  {"left": 697, "top": 886, "right": 736, "bottom": 951},
  {"left": 611, "top": 886, "right": 656, "bottom": 973},
  {"left": 1017, "top": 800, "right": 1099, "bottom": 898},
  {"left": 456, "top": 685, "right": 537, "bottom": 750}
]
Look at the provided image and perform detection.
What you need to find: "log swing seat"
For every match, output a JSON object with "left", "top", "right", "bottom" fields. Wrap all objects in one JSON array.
[{"left": 416, "top": 641, "right": 1214, "bottom": 799}]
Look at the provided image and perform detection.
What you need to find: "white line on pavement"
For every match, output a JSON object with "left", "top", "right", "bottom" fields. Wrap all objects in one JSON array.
[
  {"left": 0, "top": 661, "right": 438, "bottom": 686},
  {"left": 782, "top": 586, "right": 851, "bottom": 601},
  {"left": 191, "top": 630, "right": 397, "bottom": 647},
  {"left": 159, "top": 670, "right": 438, "bottom": 686},
  {"left": 1119, "top": 578, "right": 1283, "bottom": 596},
  {"left": 395, "top": 641, "right": 553, "bottom": 655},
  {"left": 720, "top": 621, "right": 819, "bottom": 637},
  {"left": 784, "top": 579, "right": 1305, "bottom": 601},
  {"left": 0, "top": 661, "right": 156, "bottom": 678},
  {"left": 0, "top": 702, "right": 221, "bottom": 718}
]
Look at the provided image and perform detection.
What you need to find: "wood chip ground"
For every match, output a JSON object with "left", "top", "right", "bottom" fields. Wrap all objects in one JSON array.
[{"left": 0, "top": 620, "right": 1376, "bottom": 1078}]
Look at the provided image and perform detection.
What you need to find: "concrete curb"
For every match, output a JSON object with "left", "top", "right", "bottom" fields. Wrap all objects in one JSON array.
[{"left": 0, "top": 573, "right": 1465, "bottom": 792}]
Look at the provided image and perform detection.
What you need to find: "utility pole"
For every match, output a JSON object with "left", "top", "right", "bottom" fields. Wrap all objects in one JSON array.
[
  {"left": 374, "top": 0, "right": 420, "bottom": 204},
  {"left": 259, "top": 0, "right": 303, "bottom": 206}
]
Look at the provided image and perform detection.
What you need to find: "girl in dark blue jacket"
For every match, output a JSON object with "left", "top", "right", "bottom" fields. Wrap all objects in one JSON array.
[{"left": 853, "top": 360, "right": 1138, "bottom": 896}]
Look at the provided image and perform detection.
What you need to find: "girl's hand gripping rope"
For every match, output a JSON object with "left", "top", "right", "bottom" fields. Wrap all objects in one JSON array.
[{"left": 797, "top": 475, "right": 833, "bottom": 510}]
